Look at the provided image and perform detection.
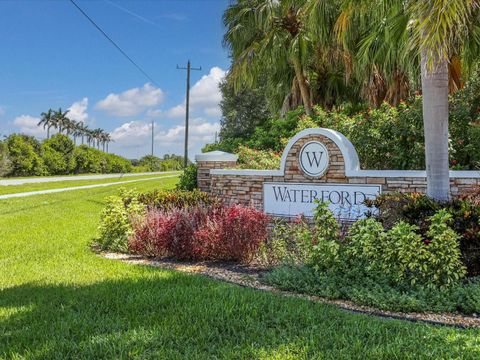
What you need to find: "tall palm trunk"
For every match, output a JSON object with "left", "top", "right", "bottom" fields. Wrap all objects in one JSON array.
[
  {"left": 47, "top": 126, "right": 50, "bottom": 139},
  {"left": 292, "top": 56, "right": 312, "bottom": 116},
  {"left": 420, "top": 51, "right": 450, "bottom": 201}
]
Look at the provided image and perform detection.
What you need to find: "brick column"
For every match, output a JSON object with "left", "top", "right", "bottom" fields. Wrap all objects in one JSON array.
[{"left": 195, "top": 151, "right": 238, "bottom": 193}]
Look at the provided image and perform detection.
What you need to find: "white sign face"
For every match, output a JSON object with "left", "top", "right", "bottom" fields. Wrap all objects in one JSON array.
[
  {"left": 299, "top": 141, "right": 329, "bottom": 177},
  {"left": 263, "top": 183, "right": 381, "bottom": 220}
]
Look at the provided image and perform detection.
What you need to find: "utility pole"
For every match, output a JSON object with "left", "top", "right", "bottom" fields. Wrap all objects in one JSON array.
[
  {"left": 151, "top": 119, "right": 154, "bottom": 157},
  {"left": 177, "top": 60, "right": 201, "bottom": 168}
]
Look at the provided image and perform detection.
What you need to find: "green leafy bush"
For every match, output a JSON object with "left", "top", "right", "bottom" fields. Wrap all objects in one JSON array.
[
  {"left": 236, "top": 146, "right": 281, "bottom": 170},
  {"left": 176, "top": 164, "right": 197, "bottom": 191},
  {"left": 0, "top": 140, "right": 12, "bottom": 177},
  {"left": 257, "top": 217, "right": 314, "bottom": 266},
  {"left": 73, "top": 145, "right": 102, "bottom": 173},
  {"left": 95, "top": 189, "right": 145, "bottom": 252},
  {"left": 348, "top": 211, "right": 466, "bottom": 287},
  {"left": 5, "top": 134, "right": 47, "bottom": 176},
  {"left": 138, "top": 188, "right": 215, "bottom": 210},
  {"left": 257, "top": 202, "right": 340, "bottom": 267},
  {"left": 367, "top": 192, "right": 480, "bottom": 276}
]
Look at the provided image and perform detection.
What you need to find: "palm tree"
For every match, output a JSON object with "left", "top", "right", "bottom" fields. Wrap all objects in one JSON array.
[
  {"left": 101, "top": 132, "right": 112, "bottom": 153},
  {"left": 335, "top": 0, "right": 480, "bottom": 200},
  {"left": 38, "top": 109, "right": 55, "bottom": 139},
  {"left": 78, "top": 123, "right": 88, "bottom": 145},
  {"left": 63, "top": 118, "right": 77, "bottom": 137},
  {"left": 52, "top": 108, "right": 70, "bottom": 134},
  {"left": 72, "top": 122, "right": 85, "bottom": 145},
  {"left": 224, "top": 0, "right": 315, "bottom": 115},
  {"left": 91, "top": 128, "right": 103, "bottom": 150}
]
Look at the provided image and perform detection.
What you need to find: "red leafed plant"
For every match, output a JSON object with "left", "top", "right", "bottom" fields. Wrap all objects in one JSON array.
[
  {"left": 216, "top": 205, "right": 270, "bottom": 262},
  {"left": 128, "top": 204, "right": 269, "bottom": 263}
]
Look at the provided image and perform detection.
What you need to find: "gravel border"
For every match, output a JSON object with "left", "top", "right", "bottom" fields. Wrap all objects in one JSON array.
[{"left": 102, "top": 252, "right": 480, "bottom": 329}]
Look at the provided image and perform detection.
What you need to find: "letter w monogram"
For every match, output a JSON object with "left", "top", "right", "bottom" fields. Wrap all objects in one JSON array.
[{"left": 305, "top": 151, "right": 323, "bottom": 167}]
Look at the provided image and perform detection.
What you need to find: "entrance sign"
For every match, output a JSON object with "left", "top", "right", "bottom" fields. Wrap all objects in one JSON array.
[
  {"left": 299, "top": 141, "right": 329, "bottom": 177},
  {"left": 263, "top": 183, "right": 381, "bottom": 220},
  {"left": 199, "top": 128, "right": 480, "bottom": 222}
]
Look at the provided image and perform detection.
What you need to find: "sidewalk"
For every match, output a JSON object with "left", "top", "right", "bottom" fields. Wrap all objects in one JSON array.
[{"left": 0, "top": 171, "right": 179, "bottom": 186}]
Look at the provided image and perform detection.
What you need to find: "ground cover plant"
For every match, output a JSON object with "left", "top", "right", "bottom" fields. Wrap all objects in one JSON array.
[
  {"left": 0, "top": 172, "right": 180, "bottom": 196},
  {"left": 262, "top": 199, "right": 480, "bottom": 316},
  {"left": 3, "top": 176, "right": 480, "bottom": 358}
]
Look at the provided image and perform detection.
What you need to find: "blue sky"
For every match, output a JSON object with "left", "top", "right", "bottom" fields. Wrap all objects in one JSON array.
[{"left": 0, "top": 0, "right": 230, "bottom": 159}]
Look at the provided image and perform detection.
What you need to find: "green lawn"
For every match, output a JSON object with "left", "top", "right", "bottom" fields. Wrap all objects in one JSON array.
[
  {"left": 0, "top": 172, "right": 180, "bottom": 195},
  {"left": 1, "top": 178, "right": 480, "bottom": 359}
]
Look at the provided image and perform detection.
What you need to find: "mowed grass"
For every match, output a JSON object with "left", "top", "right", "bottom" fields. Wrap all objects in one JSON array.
[
  {"left": 1, "top": 179, "right": 480, "bottom": 359},
  {"left": 0, "top": 172, "right": 180, "bottom": 195}
]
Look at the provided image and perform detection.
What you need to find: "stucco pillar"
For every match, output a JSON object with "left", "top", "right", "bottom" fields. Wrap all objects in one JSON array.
[{"left": 195, "top": 151, "right": 238, "bottom": 193}]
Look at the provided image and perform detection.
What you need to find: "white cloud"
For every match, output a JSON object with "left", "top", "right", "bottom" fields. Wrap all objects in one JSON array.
[
  {"left": 146, "top": 104, "right": 185, "bottom": 119},
  {"left": 108, "top": 118, "right": 219, "bottom": 159},
  {"left": 13, "top": 115, "right": 44, "bottom": 137},
  {"left": 162, "top": 67, "right": 225, "bottom": 119},
  {"left": 67, "top": 97, "right": 88, "bottom": 123},
  {"left": 110, "top": 120, "right": 153, "bottom": 147},
  {"left": 96, "top": 83, "right": 164, "bottom": 117},
  {"left": 189, "top": 67, "right": 225, "bottom": 109},
  {"left": 156, "top": 118, "right": 220, "bottom": 149}
]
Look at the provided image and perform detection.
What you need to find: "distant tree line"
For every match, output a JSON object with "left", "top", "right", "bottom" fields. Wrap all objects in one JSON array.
[{"left": 38, "top": 108, "right": 112, "bottom": 152}]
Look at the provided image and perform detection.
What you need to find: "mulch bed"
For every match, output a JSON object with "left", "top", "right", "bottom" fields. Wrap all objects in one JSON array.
[{"left": 102, "top": 252, "right": 480, "bottom": 329}]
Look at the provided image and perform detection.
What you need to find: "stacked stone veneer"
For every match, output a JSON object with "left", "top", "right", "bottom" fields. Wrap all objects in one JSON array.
[{"left": 196, "top": 129, "right": 480, "bottom": 210}]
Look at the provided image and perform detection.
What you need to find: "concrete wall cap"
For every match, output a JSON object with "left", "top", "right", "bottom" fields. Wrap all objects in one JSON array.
[{"left": 195, "top": 151, "right": 238, "bottom": 162}]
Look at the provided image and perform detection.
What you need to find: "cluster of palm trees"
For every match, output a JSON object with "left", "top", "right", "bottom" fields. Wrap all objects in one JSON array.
[
  {"left": 38, "top": 108, "right": 112, "bottom": 152},
  {"left": 225, "top": 0, "right": 480, "bottom": 201}
]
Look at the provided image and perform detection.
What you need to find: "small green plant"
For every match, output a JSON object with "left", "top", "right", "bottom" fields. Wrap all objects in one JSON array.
[
  {"left": 347, "top": 210, "right": 466, "bottom": 288},
  {"left": 310, "top": 201, "right": 341, "bottom": 270},
  {"left": 176, "top": 164, "right": 197, "bottom": 191},
  {"left": 95, "top": 188, "right": 145, "bottom": 252}
]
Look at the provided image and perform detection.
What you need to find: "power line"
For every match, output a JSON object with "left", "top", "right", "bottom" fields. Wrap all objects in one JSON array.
[{"left": 69, "top": 0, "right": 159, "bottom": 87}]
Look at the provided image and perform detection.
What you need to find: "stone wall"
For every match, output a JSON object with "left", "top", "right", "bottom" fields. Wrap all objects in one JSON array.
[{"left": 196, "top": 129, "right": 480, "bottom": 213}]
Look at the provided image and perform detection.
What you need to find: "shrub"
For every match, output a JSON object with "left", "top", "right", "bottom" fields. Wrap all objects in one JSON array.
[
  {"left": 347, "top": 211, "right": 466, "bottom": 287},
  {"left": 236, "top": 146, "right": 281, "bottom": 170},
  {"left": 257, "top": 217, "right": 313, "bottom": 266},
  {"left": 95, "top": 189, "right": 145, "bottom": 252},
  {"left": 176, "top": 164, "right": 197, "bottom": 191},
  {"left": 129, "top": 204, "right": 269, "bottom": 262},
  {"left": 0, "top": 140, "right": 12, "bottom": 177},
  {"left": 5, "top": 134, "right": 47, "bottom": 176},
  {"left": 129, "top": 209, "right": 178, "bottom": 257},
  {"left": 73, "top": 145, "right": 102, "bottom": 173},
  {"left": 257, "top": 202, "right": 341, "bottom": 267},
  {"left": 138, "top": 155, "right": 163, "bottom": 172},
  {"left": 367, "top": 192, "right": 480, "bottom": 276},
  {"left": 138, "top": 189, "right": 215, "bottom": 210},
  {"left": 217, "top": 205, "right": 270, "bottom": 262}
]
